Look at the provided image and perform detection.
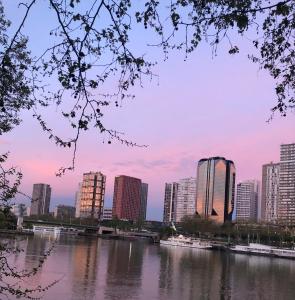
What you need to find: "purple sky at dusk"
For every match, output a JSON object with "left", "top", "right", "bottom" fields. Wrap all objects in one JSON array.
[{"left": 2, "top": 2, "right": 295, "bottom": 220}]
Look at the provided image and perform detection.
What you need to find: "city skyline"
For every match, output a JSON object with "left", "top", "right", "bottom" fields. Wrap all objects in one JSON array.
[
  {"left": 22, "top": 142, "right": 294, "bottom": 223},
  {"left": 11, "top": 142, "right": 295, "bottom": 221}
]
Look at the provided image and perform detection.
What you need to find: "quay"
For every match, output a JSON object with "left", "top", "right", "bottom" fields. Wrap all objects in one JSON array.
[{"left": 0, "top": 229, "right": 34, "bottom": 236}]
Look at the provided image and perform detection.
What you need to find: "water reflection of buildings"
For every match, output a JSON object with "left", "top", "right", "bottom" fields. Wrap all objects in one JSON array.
[
  {"left": 25, "top": 235, "right": 49, "bottom": 267},
  {"left": 71, "top": 238, "right": 99, "bottom": 300},
  {"left": 22, "top": 235, "right": 51, "bottom": 288},
  {"left": 104, "top": 240, "right": 144, "bottom": 299},
  {"left": 158, "top": 247, "right": 233, "bottom": 300},
  {"left": 230, "top": 253, "right": 295, "bottom": 299},
  {"left": 159, "top": 246, "right": 295, "bottom": 300}
]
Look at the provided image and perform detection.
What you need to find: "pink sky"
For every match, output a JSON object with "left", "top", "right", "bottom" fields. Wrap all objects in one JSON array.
[{"left": 4, "top": 50, "right": 295, "bottom": 220}]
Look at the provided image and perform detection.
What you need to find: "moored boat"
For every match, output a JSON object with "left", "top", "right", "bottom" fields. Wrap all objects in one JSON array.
[
  {"left": 230, "top": 243, "right": 295, "bottom": 259},
  {"left": 160, "top": 235, "right": 212, "bottom": 249}
]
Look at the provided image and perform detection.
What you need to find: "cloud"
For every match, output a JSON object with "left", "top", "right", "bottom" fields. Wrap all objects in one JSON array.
[{"left": 114, "top": 159, "right": 172, "bottom": 169}]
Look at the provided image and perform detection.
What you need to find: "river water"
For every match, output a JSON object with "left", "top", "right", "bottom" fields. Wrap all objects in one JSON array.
[{"left": 7, "top": 234, "right": 295, "bottom": 299}]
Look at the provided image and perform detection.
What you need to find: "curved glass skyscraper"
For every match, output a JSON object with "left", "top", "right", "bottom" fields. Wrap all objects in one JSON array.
[{"left": 196, "top": 157, "right": 235, "bottom": 223}]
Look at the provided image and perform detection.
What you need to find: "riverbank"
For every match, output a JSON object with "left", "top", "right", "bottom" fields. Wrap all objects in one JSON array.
[{"left": 0, "top": 229, "right": 34, "bottom": 236}]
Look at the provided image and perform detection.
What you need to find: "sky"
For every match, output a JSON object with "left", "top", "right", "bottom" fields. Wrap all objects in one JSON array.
[{"left": 2, "top": 2, "right": 295, "bottom": 221}]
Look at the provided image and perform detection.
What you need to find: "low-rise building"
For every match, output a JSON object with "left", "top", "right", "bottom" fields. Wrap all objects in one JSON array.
[
  {"left": 102, "top": 208, "right": 113, "bottom": 220},
  {"left": 54, "top": 205, "right": 76, "bottom": 219},
  {"left": 11, "top": 204, "right": 27, "bottom": 217}
]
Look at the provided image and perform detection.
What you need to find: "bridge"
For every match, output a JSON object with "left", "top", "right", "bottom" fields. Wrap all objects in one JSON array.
[
  {"left": 23, "top": 219, "right": 160, "bottom": 242},
  {"left": 23, "top": 219, "right": 98, "bottom": 230},
  {"left": 120, "top": 231, "right": 160, "bottom": 243}
]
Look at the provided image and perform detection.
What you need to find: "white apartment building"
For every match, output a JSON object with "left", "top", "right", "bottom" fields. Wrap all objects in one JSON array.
[
  {"left": 236, "top": 180, "right": 260, "bottom": 222},
  {"left": 175, "top": 177, "right": 197, "bottom": 222}
]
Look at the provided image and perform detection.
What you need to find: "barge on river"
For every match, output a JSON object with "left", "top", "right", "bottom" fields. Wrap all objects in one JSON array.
[{"left": 230, "top": 243, "right": 295, "bottom": 259}]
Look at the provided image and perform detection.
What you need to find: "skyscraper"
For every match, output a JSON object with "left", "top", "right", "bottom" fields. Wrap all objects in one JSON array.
[
  {"left": 278, "top": 143, "right": 295, "bottom": 224},
  {"left": 196, "top": 157, "right": 235, "bottom": 223},
  {"left": 140, "top": 183, "right": 148, "bottom": 221},
  {"left": 261, "top": 162, "right": 280, "bottom": 222},
  {"left": 163, "top": 182, "right": 178, "bottom": 224},
  {"left": 112, "top": 175, "right": 147, "bottom": 222},
  {"left": 175, "top": 177, "right": 197, "bottom": 222},
  {"left": 30, "top": 183, "right": 51, "bottom": 216},
  {"left": 79, "top": 172, "right": 106, "bottom": 219},
  {"left": 75, "top": 182, "right": 82, "bottom": 218},
  {"left": 236, "top": 180, "right": 260, "bottom": 222}
]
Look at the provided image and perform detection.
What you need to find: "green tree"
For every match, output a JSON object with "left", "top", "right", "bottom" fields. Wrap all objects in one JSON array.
[
  {"left": 181, "top": 215, "right": 218, "bottom": 236},
  {"left": 0, "top": 154, "right": 57, "bottom": 298}
]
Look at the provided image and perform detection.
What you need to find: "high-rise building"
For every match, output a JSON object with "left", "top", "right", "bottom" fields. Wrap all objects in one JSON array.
[
  {"left": 236, "top": 180, "right": 260, "bottom": 222},
  {"left": 140, "top": 183, "right": 148, "bottom": 221},
  {"left": 112, "top": 175, "right": 147, "bottom": 222},
  {"left": 30, "top": 183, "right": 51, "bottom": 216},
  {"left": 261, "top": 162, "right": 280, "bottom": 222},
  {"left": 75, "top": 182, "right": 82, "bottom": 218},
  {"left": 163, "top": 182, "right": 178, "bottom": 224},
  {"left": 79, "top": 172, "right": 106, "bottom": 219},
  {"left": 175, "top": 177, "right": 197, "bottom": 222},
  {"left": 278, "top": 143, "right": 295, "bottom": 224},
  {"left": 196, "top": 157, "right": 235, "bottom": 223}
]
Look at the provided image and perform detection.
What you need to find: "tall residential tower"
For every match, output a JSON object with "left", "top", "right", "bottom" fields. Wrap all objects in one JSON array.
[
  {"left": 75, "top": 182, "right": 82, "bottom": 218},
  {"left": 30, "top": 183, "right": 51, "bottom": 216},
  {"left": 140, "top": 182, "right": 148, "bottom": 221},
  {"left": 278, "top": 143, "right": 295, "bottom": 224},
  {"left": 236, "top": 180, "right": 260, "bottom": 222},
  {"left": 78, "top": 172, "right": 106, "bottom": 219},
  {"left": 163, "top": 182, "right": 178, "bottom": 224},
  {"left": 112, "top": 175, "right": 148, "bottom": 222},
  {"left": 175, "top": 177, "right": 197, "bottom": 222},
  {"left": 261, "top": 162, "right": 280, "bottom": 222}
]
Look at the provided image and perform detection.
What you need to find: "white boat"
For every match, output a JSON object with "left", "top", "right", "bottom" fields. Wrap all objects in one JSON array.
[
  {"left": 33, "top": 225, "right": 61, "bottom": 236},
  {"left": 160, "top": 235, "right": 212, "bottom": 249},
  {"left": 230, "top": 243, "right": 295, "bottom": 259},
  {"left": 273, "top": 248, "right": 295, "bottom": 258}
]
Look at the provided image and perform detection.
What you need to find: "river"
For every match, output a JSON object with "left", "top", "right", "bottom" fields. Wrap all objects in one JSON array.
[{"left": 6, "top": 234, "right": 295, "bottom": 299}]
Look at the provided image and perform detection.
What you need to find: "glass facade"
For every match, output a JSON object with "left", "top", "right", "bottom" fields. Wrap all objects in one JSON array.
[{"left": 196, "top": 157, "right": 235, "bottom": 223}]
